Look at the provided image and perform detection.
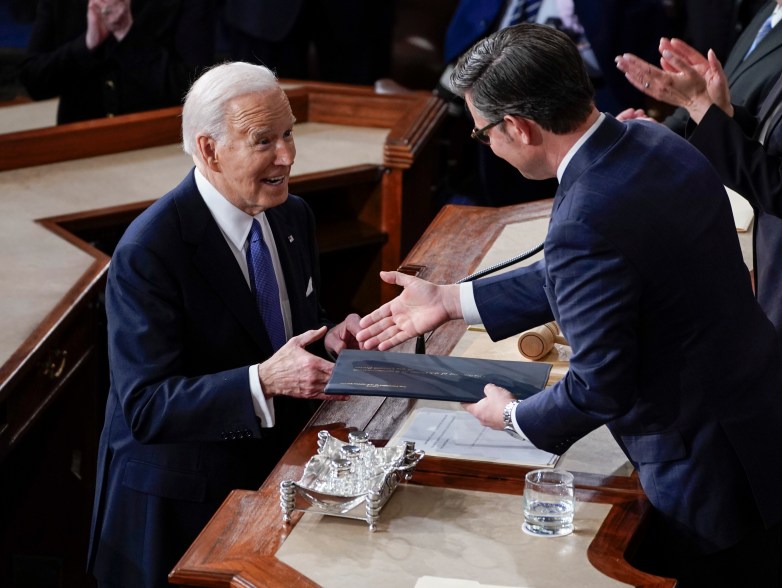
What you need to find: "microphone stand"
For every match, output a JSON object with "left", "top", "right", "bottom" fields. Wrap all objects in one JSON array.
[{"left": 415, "top": 241, "right": 544, "bottom": 354}]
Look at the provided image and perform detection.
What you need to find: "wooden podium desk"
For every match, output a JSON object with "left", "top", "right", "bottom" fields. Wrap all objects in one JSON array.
[
  {"left": 172, "top": 202, "right": 674, "bottom": 588},
  {"left": 0, "top": 82, "right": 445, "bottom": 587}
]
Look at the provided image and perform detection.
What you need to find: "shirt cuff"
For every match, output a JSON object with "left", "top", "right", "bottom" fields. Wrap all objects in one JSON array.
[
  {"left": 249, "top": 365, "right": 275, "bottom": 427},
  {"left": 460, "top": 282, "right": 483, "bottom": 325},
  {"left": 510, "top": 402, "right": 528, "bottom": 442}
]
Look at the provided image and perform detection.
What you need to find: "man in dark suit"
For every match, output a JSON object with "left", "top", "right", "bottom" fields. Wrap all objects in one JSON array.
[
  {"left": 358, "top": 23, "right": 782, "bottom": 587},
  {"left": 87, "top": 61, "right": 362, "bottom": 588},
  {"left": 19, "top": 0, "right": 216, "bottom": 125},
  {"left": 616, "top": 37, "right": 782, "bottom": 339},
  {"left": 663, "top": 0, "right": 782, "bottom": 135}
]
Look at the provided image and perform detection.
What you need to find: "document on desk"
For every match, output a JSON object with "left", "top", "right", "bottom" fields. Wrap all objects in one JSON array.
[
  {"left": 389, "top": 404, "right": 558, "bottom": 467},
  {"left": 727, "top": 186, "right": 754, "bottom": 232}
]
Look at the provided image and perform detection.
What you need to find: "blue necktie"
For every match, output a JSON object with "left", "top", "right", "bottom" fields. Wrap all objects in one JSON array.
[
  {"left": 505, "top": 0, "right": 542, "bottom": 27},
  {"left": 744, "top": 15, "right": 774, "bottom": 61},
  {"left": 246, "top": 219, "right": 286, "bottom": 350}
]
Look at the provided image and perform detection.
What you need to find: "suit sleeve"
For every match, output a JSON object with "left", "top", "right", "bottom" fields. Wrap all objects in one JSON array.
[
  {"left": 106, "top": 240, "right": 261, "bottom": 445},
  {"left": 472, "top": 259, "right": 554, "bottom": 340},
  {"left": 514, "top": 220, "right": 643, "bottom": 455},
  {"left": 690, "top": 103, "right": 782, "bottom": 217}
]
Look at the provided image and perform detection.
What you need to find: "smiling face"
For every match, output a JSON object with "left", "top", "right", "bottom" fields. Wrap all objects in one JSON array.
[{"left": 201, "top": 89, "right": 296, "bottom": 215}]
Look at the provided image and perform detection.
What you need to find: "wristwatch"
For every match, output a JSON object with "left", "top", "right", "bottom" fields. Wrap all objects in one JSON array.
[{"left": 503, "top": 400, "right": 522, "bottom": 439}]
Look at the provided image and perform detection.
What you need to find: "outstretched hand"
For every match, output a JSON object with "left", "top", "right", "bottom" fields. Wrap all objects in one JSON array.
[{"left": 356, "top": 271, "right": 461, "bottom": 351}]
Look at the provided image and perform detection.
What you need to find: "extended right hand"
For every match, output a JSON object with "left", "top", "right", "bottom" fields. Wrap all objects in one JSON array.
[{"left": 356, "top": 271, "right": 460, "bottom": 350}]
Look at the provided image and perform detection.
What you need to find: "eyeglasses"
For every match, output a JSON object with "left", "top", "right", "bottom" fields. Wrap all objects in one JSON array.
[{"left": 470, "top": 119, "right": 504, "bottom": 145}]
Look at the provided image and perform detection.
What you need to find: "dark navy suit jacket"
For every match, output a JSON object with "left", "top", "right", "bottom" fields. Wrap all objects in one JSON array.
[
  {"left": 87, "top": 170, "right": 330, "bottom": 587},
  {"left": 473, "top": 116, "right": 782, "bottom": 552}
]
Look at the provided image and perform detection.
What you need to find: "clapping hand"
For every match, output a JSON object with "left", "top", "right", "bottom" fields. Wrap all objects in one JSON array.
[{"left": 86, "top": 0, "right": 132, "bottom": 49}]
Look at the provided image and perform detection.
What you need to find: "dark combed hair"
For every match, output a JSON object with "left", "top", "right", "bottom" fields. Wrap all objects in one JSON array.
[{"left": 450, "top": 23, "right": 594, "bottom": 134}]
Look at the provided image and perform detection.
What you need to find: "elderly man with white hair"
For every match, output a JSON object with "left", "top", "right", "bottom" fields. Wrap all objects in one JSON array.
[{"left": 87, "top": 62, "right": 361, "bottom": 588}]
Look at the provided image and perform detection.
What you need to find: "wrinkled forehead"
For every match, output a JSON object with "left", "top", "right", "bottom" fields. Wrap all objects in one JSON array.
[{"left": 224, "top": 88, "right": 295, "bottom": 132}]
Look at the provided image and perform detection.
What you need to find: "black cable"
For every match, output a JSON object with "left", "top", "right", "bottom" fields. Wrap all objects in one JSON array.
[
  {"left": 415, "top": 241, "right": 545, "bottom": 354},
  {"left": 455, "top": 241, "right": 545, "bottom": 284}
]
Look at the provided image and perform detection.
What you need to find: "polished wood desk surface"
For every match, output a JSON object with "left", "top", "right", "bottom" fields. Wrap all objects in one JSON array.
[{"left": 171, "top": 202, "right": 675, "bottom": 588}]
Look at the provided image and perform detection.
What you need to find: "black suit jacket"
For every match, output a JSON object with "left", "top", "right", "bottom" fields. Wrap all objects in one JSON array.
[
  {"left": 88, "top": 170, "right": 331, "bottom": 587},
  {"left": 689, "top": 92, "right": 782, "bottom": 338},
  {"left": 20, "top": 0, "right": 215, "bottom": 124}
]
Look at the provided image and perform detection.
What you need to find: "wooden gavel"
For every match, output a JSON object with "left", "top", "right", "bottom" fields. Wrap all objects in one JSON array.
[{"left": 517, "top": 322, "right": 568, "bottom": 361}]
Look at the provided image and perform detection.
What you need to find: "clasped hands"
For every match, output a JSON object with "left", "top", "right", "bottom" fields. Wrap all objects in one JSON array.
[
  {"left": 86, "top": 0, "right": 133, "bottom": 49},
  {"left": 614, "top": 37, "right": 733, "bottom": 124}
]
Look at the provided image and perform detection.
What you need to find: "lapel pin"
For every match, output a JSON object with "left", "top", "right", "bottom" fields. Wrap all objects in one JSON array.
[{"left": 288, "top": 235, "right": 294, "bottom": 243}]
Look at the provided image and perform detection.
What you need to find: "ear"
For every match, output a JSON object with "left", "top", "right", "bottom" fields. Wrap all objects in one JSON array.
[
  {"left": 504, "top": 115, "right": 535, "bottom": 145},
  {"left": 196, "top": 135, "right": 220, "bottom": 171}
]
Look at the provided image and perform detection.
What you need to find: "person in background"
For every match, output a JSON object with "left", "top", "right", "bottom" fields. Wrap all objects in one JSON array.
[
  {"left": 87, "top": 61, "right": 362, "bottom": 588},
  {"left": 659, "top": 0, "right": 782, "bottom": 135},
  {"left": 668, "top": 0, "right": 742, "bottom": 62},
  {"left": 20, "top": 0, "right": 216, "bottom": 124},
  {"left": 436, "top": 0, "right": 672, "bottom": 207},
  {"left": 616, "top": 37, "right": 782, "bottom": 339},
  {"left": 358, "top": 23, "right": 782, "bottom": 587},
  {"left": 220, "top": 0, "right": 392, "bottom": 85}
]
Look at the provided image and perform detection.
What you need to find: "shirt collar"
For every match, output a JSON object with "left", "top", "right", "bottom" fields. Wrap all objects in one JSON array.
[
  {"left": 772, "top": 4, "right": 782, "bottom": 27},
  {"left": 194, "top": 168, "right": 261, "bottom": 249},
  {"left": 556, "top": 112, "right": 605, "bottom": 181}
]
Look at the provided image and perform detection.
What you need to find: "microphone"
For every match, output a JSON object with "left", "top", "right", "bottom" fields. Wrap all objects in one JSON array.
[{"left": 415, "top": 241, "right": 545, "bottom": 354}]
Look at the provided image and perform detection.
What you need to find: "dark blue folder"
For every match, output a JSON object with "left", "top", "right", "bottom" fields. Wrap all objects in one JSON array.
[{"left": 325, "top": 350, "right": 552, "bottom": 403}]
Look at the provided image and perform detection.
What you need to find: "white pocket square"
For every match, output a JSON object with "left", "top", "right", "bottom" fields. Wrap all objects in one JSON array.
[{"left": 305, "top": 277, "right": 313, "bottom": 296}]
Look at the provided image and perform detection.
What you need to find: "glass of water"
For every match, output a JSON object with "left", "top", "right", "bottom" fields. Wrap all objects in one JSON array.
[{"left": 522, "top": 469, "right": 575, "bottom": 537}]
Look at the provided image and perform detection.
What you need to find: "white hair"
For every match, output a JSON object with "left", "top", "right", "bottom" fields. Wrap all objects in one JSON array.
[{"left": 182, "top": 62, "right": 279, "bottom": 157}]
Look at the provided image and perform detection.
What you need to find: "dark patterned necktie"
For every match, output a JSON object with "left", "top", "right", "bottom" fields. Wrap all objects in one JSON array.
[{"left": 246, "top": 219, "right": 286, "bottom": 350}]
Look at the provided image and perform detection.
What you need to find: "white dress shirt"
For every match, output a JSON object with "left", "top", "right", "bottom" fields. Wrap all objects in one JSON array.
[{"left": 194, "top": 168, "right": 293, "bottom": 427}]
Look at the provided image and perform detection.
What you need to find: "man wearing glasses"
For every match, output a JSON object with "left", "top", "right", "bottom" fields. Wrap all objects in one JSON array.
[{"left": 358, "top": 23, "right": 782, "bottom": 587}]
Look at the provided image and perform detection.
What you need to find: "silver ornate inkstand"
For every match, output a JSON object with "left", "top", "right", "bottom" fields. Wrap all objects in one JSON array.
[{"left": 280, "top": 429, "right": 425, "bottom": 531}]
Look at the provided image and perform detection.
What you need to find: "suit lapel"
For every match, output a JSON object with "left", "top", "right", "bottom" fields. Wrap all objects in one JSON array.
[
  {"left": 175, "top": 171, "right": 274, "bottom": 353},
  {"left": 265, "top": 204, "right": 307, "bottom": 335},
  {"left": 757, "top": 71, "right": 782, "bottom": 122}
]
